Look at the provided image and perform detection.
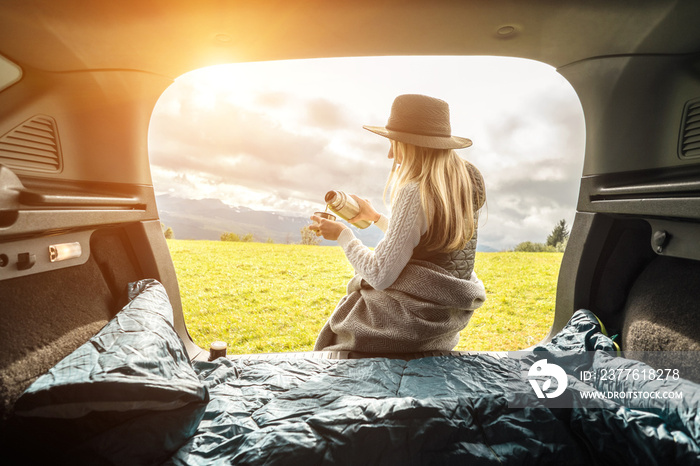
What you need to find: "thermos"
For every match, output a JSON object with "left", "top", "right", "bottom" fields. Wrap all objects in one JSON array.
[{"left": 325, "top": 190, "right": 372, "bottom": 229}]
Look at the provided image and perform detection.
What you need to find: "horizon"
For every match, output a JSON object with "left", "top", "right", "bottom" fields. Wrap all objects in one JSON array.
[{"left": 156, "top": 192, "right": 545, "bottom": 252}]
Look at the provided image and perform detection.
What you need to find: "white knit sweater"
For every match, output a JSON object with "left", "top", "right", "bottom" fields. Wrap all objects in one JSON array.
[{"left": 337, "top": 183, "right": 427, "bottom": 290}]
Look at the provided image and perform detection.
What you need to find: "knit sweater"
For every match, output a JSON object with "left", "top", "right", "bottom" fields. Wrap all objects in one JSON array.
[{"left": 337, "top": 182, "right": 427, "bottom": 290}]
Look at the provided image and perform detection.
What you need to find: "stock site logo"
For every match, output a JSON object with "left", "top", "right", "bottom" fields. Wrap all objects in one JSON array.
[{"left": 528, "top": 359, "right": 568, "bottom": 399}]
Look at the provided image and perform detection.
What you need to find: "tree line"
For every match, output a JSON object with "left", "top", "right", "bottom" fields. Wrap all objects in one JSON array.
[
  {"left": 513, "top": 219, "right": 569, "bottom": 252},
  {"left": 163, "top": 221, "right": 570, "bottom": 251},
  {"left": 161, "top": 223, "right": 318, "bottom": 245}
]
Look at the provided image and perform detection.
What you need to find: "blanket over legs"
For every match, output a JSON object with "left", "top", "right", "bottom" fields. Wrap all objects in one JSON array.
[{"left": 314, "top": 259, "right": 486, "bottom": 353}]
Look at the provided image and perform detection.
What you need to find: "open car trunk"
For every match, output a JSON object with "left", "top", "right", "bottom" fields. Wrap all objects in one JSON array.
[{"left": 1, "top": 0, "right": 700, "bottom": 464}]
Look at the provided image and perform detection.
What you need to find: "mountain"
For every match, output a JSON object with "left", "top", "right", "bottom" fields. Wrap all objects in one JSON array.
[
  {"left": 155, "top": 194, "right": 384, "bottom": 246},
  {"left": 155, "top": 194, "right": 498, "bottom": 251}
]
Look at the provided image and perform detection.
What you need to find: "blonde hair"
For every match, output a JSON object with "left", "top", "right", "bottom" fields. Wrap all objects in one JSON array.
[{"left": 384, "top": 140, "right": 484, "bottom": 253}]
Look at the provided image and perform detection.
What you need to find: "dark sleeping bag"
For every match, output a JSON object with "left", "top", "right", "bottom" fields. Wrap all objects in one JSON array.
[{"left": 169, "top": 310, "right": 700, "bottom": 465}]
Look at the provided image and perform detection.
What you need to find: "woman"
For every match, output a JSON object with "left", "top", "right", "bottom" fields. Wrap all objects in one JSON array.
[{"left": 310, "top": 94, "right": 486, "bottom": 353}]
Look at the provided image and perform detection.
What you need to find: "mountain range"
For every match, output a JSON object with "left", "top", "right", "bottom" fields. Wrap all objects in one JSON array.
[
  {"left": 155, "top": 194, "right": 498, "bottom": 251},
  {"left": 155, "top": 194, "right": 384, "bottom": 247}
]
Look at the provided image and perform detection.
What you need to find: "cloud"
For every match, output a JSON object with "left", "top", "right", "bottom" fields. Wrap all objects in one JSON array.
[
  {"left": 303, "top": 98, "right": 353, "bottom": 130},
  {"left": 149, "top": 83, "right": 392, "bottom": 212},
  {"left": 254, "top": 91, "right": 290, "bottom": 109},
  {"left": 465, "top": 88, "right": 584, "bottom": 250},
  {"left": 475, "top": 152, "right": 582, "bottom": 249}
]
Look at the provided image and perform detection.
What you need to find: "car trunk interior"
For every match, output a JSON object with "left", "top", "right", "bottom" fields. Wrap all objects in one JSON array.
[{"left": 2, "top": 0, "right": 700, "bottom": 421}]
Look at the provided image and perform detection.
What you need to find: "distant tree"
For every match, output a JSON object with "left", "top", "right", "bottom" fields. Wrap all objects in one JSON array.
[
  {"left": 266, "top": 237, "right": 275, "bottom": 244},
  {"left": 241, "top": 233, "right": 254, "bottom": 242},
  {"left": 546, "top": 219, "right": 570, "bottom": 249},
  {"left": 221, "top": 232, "right": 240, "bottom": 242},
  {"left": 162, "top": 224, "right": 174, "bottom": 239},
  {"left": 300, "top": 226, "right": 321, "bottom": 246}
]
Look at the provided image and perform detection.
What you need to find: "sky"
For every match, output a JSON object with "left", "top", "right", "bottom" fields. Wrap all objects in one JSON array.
[{"left": 147, "top": 56, "right": 585, "bottom": 251}]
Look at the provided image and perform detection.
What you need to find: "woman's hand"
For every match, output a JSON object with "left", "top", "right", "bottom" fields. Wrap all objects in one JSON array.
[
  {"left": 309, "top": 215, "right": 348, "bottom": 241},
  {"left": 348, "top": 194, "right": 381, "bottom": 224}
]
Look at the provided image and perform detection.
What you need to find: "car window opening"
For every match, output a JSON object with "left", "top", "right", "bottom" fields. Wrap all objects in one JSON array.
[{"left": 148, "top": 56, "right": 585, "bottom": 355}]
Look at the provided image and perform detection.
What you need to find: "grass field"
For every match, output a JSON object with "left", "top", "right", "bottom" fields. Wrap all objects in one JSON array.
[{"left": 167, "top": 240, "right": 563, "bottom": 354}]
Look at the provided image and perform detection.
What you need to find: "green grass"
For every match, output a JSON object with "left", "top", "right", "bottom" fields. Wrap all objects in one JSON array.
[{"left": 167, "top": 239, "right": 562, "bottom": 354}]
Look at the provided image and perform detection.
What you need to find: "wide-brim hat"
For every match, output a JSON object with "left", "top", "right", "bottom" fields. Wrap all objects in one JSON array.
[{"left": 363, "top": 94, "right": 472, "bottom": 150}]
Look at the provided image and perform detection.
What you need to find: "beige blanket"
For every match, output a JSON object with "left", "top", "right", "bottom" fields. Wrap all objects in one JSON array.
[{"left": 314, "top": 259, "right": 486, "bottom": 353}]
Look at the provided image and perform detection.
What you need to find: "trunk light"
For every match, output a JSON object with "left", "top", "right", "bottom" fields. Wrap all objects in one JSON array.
[{"left": 49, "top": 242, "right": 82, "bottom": 262}]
